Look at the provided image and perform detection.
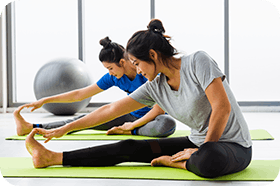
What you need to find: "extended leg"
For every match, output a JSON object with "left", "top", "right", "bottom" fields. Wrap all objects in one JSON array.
[
  {"left": 63, "top": 136, "right": 196, "bottom": 167},
  {"left": 26, "top": 132, "right": 196, "bottom": 168}
]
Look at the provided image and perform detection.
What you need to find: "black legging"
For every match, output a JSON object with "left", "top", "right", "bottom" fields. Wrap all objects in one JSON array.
[{"left": 63, "top": 136, "right": 252, "bottom": 178}]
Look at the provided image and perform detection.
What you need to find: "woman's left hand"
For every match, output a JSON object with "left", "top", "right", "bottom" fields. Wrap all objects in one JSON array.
[
  {"left": 118, "top": 122, "right": 135, "bottom": 131},
  {"left": 106, "top": 122, "right": 135, "bottom": 135},
  {"left": 171, "top": 148, "right": 198, "bottom": 162}
]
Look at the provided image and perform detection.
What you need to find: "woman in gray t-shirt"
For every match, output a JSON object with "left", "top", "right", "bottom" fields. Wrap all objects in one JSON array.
[{"left": 25, "top": 19, "right": 252, "bottom": 178}]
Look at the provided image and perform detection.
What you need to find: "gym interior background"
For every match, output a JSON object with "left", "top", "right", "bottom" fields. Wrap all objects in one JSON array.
[{"left": 0, "top": 0, "right": 280, "bottom": 186}]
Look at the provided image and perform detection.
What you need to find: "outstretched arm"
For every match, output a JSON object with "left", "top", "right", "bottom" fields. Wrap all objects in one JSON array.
[
  {"left": 37, "top": 96, "right": 146, "bottom": 142},
  {"left": 22, "top": 83, "right": 104, "bottom": 112}
]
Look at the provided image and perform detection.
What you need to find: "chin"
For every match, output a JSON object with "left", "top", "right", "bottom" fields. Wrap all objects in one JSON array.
[
  {"left": 147, "top": 75, "right": 157, "bottom": 81},
  {"left": 116, "top": 75, "right": 123, "bottom": 79}
]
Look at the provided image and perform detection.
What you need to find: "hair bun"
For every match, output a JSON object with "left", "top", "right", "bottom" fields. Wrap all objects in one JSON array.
[
  {"left": 100, "top": 36, "right": 112, "bottom": 49},
  {"left": 147, "top": 19, "right": 165, "bottom": 34}
]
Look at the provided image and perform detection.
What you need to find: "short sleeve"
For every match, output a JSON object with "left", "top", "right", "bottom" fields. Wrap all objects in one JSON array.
[
  {"left": 96, "top": 73, "right": 115, "bottom": 90},
  {"left": 129, "top": 83, "right": 156, "bottom": 108},
  {"left": 192, "top": 51, "right": 225, "bottom": 91}
]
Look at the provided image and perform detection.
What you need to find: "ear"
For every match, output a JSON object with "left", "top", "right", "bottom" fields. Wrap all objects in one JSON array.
[
  {"left": 149, "top": 49, "right": 158, "bottom": 61},
  {"left": 119, "top": 59, "right": 126, "bottom": 67}
]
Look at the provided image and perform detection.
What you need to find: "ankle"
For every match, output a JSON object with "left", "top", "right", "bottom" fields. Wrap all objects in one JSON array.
[{"left": 51, "top": 152, "right": 63, "bottom": 166}]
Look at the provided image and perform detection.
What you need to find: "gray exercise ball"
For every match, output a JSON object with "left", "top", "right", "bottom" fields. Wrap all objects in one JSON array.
[{"left": 33, "top": 58, "right": 93, "bottom": 115}]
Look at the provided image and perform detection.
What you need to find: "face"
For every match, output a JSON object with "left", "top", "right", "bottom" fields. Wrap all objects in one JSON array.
[
  {"left": 128, "top": 54, "right": 157, "bottom": 81},
  {"left": 102, "top": 61, "right": 125, "bottom": 79}
]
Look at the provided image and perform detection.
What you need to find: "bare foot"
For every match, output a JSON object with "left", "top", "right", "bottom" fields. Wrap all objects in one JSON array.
[
  {"left": 25, "top": 129, "right": 62, "bottom": 168},
  {"left": 13, "top": 106, "right": 33, "bottom": 136},
  {"left": 151, "top": 156, "right": 186, "bottom": 170},
  {"left": 106, "top": 127, "right": 132, "bottom": 135}
]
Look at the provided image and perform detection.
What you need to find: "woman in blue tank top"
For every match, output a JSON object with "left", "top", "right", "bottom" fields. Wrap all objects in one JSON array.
[{"left": 14, "top": 37, "right": 175, "bottom": 137}]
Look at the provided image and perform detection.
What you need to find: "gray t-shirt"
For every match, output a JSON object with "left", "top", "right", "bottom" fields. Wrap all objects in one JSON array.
[{"left": 129, "top": 51, "right": 252, "bottom": 148}]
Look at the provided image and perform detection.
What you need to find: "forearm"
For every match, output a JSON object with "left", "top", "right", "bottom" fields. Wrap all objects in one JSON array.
[
  {"left": 43, "top": 90, "right": 81, "bottom": 104},
  {"left": 130, "top": 104, "right": 165, "bottom": 129},
  {"left": 43, "top": 84, "right": 103, "bottom": 104},
  {"left": 204, "top": 107, "right": 231, "bottom": 143}
]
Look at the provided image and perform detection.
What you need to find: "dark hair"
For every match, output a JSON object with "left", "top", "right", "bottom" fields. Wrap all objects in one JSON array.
[
  {"left": 126, "top": 19, "right": 178, "bottom": 68},
  {"left": 99, "top": 37, "right": 125, "bottom": 66}
]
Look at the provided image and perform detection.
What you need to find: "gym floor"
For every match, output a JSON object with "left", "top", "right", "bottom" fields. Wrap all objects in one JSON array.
[{"left": 0, "top": 111, "right": 279, "bottom": 186}]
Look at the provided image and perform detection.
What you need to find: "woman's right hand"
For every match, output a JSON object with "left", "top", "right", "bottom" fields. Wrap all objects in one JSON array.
[
  {"left": 33, "top": 127, "right": 68, "bottom": 143},
  {"left": 22, "top": 99, "right": 45, "bottom": 112}
]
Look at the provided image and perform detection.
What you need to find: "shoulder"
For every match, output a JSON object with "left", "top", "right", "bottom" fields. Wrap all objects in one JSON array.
[
  {"left": 192, "top": 51, "right": 215, "bottom": 65},
  {"left": 186, "top": 51, "right": 218, "bottom": 69},
  {"left": 100, "top": 73, "right": 115, "bottom": 80}
]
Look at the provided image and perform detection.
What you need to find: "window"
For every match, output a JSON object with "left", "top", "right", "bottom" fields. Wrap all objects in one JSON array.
[
  {"left": 155, "top": 0, "right": 224, "bottom": 72},
  {"left": 5, "top": 0, "right": 280, "bottom": 109},
  {"left": 229, "top": 0, "right": 280, "bottom": 102},
  {"left": 13, "top": 0, "right": 78, "bottom": 103}
]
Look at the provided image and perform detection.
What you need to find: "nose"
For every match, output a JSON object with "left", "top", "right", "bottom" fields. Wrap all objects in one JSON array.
[{"left": 108, "top": 70, "right": 113, "bottom": 76}]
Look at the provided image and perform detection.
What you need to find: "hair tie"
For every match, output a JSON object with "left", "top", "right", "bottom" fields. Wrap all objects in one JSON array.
[
  {"left": 104, "top": 42, "right": 111, "bottom": 49},
  {"left": 147, "top": 26, "right": 161, "bottom": 34}
]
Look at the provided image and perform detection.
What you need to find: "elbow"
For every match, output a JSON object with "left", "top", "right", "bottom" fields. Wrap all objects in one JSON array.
[
  {"left": 220, "top": 102, "right": 231, "bottom": 120},
  {"left": 213, "top": 101, "right": 231, "bottom": 118},
  {"left": 223, "top": 103, "right": 231, "bottom": 116}
]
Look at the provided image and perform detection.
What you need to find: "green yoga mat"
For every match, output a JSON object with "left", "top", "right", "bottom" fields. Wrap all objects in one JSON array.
[
  {"left": 0, "top": 157, "right": 279, "bottom": 181},
  {"left": 5, "top": 129, "right": 274, "bottom": 141}
]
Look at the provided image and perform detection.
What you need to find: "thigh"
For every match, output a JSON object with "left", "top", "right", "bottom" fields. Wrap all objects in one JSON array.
[
  {"left": 187, "top": 142, "right": 252, "bottom": 178},
  {"left": 145, "top": 136, "right": 198, "bottom": 156},
  {"left": 92, "top": 113, "right": 138, "bottom": 130}
]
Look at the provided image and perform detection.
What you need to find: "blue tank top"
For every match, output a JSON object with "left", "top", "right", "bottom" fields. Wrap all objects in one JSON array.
[{"left": 96, "top": 73, "right": 151, "bottom": 118}]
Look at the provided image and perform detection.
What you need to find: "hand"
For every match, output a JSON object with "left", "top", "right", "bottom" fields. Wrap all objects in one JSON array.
[
  {"left": 107, "top": 122, "right": 135, "bottom": 134},
  {"left": 171, "top": 148, "right": 198, "bottom": 162},
  {"left": 22, "top": 99, "right": 45, "bottom": 112},
  {"left": 118, "top": 122, "right": 135, "bottom": 131},
  {"left": 33, "top": 127, "right": 67, "bottom": 143}
]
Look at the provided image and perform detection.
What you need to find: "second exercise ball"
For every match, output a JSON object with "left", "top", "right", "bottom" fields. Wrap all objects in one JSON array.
[{"left": 33, "top": 58, "right": 93, "bottom": 115}]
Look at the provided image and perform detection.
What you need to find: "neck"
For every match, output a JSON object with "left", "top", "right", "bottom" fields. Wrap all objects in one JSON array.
[
  {"left": 158, "top": 57, "right": 181, "bottom": 80},
  {"left": 124, "top": 62, "right": 137, "bottom": 80}
]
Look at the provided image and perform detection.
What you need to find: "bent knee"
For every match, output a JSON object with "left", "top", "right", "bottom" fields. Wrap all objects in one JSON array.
[
  {"left": 187, "top": 142, "right": 229, "bottom": 178},
  {"left": 156, "top": 115, "right": 176, "bottom": 137},
  {"left": 157, "top": 115, "right": 176, "bottom": 126}
]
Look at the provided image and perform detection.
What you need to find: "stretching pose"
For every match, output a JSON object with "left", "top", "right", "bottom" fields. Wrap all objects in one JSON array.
[
  {"left": 25, "top": 19, "right": 252, "bottom": 178},
  {"left": 14, "top": 37, "right": 176, "bottom": 137}
]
